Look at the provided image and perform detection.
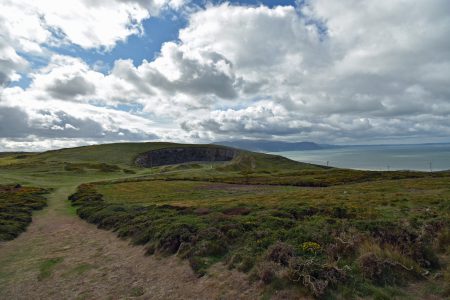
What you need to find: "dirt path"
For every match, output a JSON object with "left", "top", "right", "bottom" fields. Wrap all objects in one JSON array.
[{"left": 0, "top": 185, "right": 262, "bottom": 300}]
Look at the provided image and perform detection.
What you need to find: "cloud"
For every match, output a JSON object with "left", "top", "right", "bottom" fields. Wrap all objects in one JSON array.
[
  {"left": 0, "top": 0, "right": 188, "bottom": 91},
  {"left": 47, "top": 76, "right": 96, "bottom": 100},
  {"left": 0, "top": 53, "right": 26, "bottom": 88},
  {"left": 1, "top": 0, "right": 450, "bottom": 149},
  {"left": 144, "top": 42, "right": 238, "bottom": 99},
  {"left": 0, "top": 31, "right": 29, "bottom": 87},
  {"left": 10, "top": 55, "right": 103, "bottom": 103},
  {"left": 0, "top": 0, "right": 185, "bottom": 51},
  {"left": 179, "top": 4, "right": 325, "bottom": 70},
  {"left": 0, "top": 106, "right": 30, "bottom": 138},
  {"left": 181, "top": 101, "right": 303, "bottom": 136},
  {"left": 170, "top": 1, "right": 450, "bottom": 143},
  {"left": 122, "top": 0, "right": 186, "bottom": 11},
  {"left": 110, "top": 42, "right": 239, "bottom": 100},
  {"left": 0, "top": 0, "right": 186, "bottom": 94},
  {"left": 0, "top": 103, "right": 158, "bottom": 140}
]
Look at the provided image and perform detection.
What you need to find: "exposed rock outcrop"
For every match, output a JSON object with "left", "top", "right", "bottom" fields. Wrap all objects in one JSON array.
[{"left": 135, "top": 147, "right": 239, "bottom": 167}]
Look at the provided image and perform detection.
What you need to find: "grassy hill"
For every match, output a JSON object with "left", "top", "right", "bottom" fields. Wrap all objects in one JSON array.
[
  {"left": 0, "top": 142, "right": 327, "bottom": 187},
  {"left": 0, "top": 142, "right": 321, "bottom": 169},
  {"left": 1, "top": 142, "right": 191, "bottom": 167}
]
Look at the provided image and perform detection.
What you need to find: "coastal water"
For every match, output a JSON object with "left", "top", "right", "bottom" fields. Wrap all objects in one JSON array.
[{"left": 272, "top": 144, "right": 450, "bottom": 171}]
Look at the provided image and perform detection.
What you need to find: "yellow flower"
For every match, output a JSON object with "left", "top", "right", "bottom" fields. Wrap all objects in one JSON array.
[{"left": 302, "top": 241, "right": 321, "bottom": 254}]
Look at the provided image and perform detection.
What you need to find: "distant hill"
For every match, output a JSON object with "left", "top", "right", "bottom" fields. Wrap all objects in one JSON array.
[
  {"left": 215, "top": 140, "right": 336, "bottom": 152},
  {"left": 0, "top": 142, "right": 322, "bottom": 171}
]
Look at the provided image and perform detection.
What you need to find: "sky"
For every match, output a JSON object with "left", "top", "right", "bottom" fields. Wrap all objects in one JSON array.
[{"left": 0, "top": 0, "right": 449, "bottom": 151}]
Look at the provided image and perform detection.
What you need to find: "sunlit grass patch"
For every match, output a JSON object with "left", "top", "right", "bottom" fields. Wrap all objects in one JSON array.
[{"left": 95, "top": 180, "right": 293, "bottom": 207}]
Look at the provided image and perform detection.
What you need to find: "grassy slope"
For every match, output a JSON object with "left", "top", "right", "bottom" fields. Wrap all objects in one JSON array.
[
  {"left": 0, "top": 142, "right": 189, "bottom": 167},
  {"left": 1, "top": 142, "right": 449, "bottom": 299},
  {"left": 30, "top": 142, "right": 184, "bottom": 166}
]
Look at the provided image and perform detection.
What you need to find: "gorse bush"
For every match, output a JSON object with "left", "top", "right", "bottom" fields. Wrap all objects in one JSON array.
[{"left": 0, "top": 184, "right": 50, "bottom": 241}]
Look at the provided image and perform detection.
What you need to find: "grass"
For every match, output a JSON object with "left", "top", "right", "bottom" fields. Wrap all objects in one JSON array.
[
  {"left": 63, "top": 263, "right": 94, "bottom": 277},
  {"left": 94, "top": 180, "right": 295, "bottom": 206},
  {"left": 0, "top": 141, "right": 449, "bottom": 298},
  {"left": 38, "top": 257, "right": 64, "bottom": 281},
  {"left": 0, "top": 184, "right": 51, "bottom": 241},
  {"left": 129, "top": 286, "right": 145, "bottom": 297}
]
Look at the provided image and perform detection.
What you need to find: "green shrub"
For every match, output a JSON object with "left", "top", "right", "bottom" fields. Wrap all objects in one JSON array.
[
  {"left": 358, "top": 252, "right": 418, "bottom": 285},
  {"left": 0, "top": 184, "right": 50, "bottom": 241}
]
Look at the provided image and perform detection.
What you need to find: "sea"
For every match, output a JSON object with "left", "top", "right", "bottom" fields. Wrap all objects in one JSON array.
[{"left": 271, "top": 143, "right": 450, "bottom": 171}]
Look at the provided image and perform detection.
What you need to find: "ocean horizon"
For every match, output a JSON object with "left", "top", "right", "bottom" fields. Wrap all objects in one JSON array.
[{"left": 272, "top": 143, "right": 450, "bottom": 171}]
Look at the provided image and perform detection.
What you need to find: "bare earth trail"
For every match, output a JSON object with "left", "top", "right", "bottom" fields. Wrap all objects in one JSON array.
[{"left": 0, "top": 184, "right": 262, "bottom": 299}]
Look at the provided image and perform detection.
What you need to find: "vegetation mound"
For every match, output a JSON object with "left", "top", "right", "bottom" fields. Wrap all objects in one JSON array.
[{"left": 0, "top": 184, "right": 50, "bottom": 241}]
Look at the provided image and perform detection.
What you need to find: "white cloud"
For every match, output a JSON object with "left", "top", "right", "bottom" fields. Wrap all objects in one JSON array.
[
  {"left": 37, "top": 0, "right": 149, "bottom": 49},
  {"left": 0, "top": 0, "right": 186, "bottom": 98},
  {"left": 0, "top": 41, "right": 28, "bottom": 87},
  {"left": 0, "top": 0, "right": 186, "bottom": 51},
  {"left": 180, "top": 4, "right": 324, "bottom": 69}
]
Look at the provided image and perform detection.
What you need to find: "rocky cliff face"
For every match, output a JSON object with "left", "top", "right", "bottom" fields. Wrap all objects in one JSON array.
[{"left": 135, "top": 147, "right": 239, "bottom": 167}]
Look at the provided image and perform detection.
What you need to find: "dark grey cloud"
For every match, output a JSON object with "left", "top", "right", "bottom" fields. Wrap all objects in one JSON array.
[
  {"left": 0, "top": 105, "right": 158, "bottom": 140},
  {"left": 0, "top": 106, "right": 31, "bottom": 138},
  {"left": 142, "top": 44, "right": 238, "bottom": 99},
  {"left": 47, "top": 76, "right": 96, "bottom": 100}
]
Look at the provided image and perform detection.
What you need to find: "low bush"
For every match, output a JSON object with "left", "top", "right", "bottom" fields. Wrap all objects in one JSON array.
[
  {"left": 0, "top": 184, "right": 50, "bottom": 241},
  {"left": 266, "top": 242, "right": 295, "bottom": 266},
  {"left": 287, "top": 256, "right": 347, "bottom": 297},
  {"left": 357, "top": 252, "right": 418, "bottom": 285},
  {"left": 255, "top": 261, "right": 279, "bottom": 284},
  {"left": 64, "top": 162, "right": 121, "bottom": 173}
]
